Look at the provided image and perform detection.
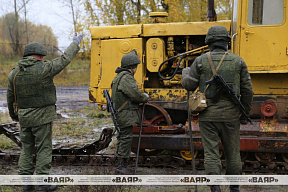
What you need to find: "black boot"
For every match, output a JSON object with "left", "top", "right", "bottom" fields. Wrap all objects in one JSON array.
[
  {"left": 22, "top": 185, "right": 34, "bottom": 192},
  {"left": 116, "top": 158, "right": 128, "bottom": 175},
  {"left": 36, "top": 185, "right": 57, "bottom": 192},
  {"left": 210, "top": 185, "right": 221, "bottom": 192},
  {"left": 230, "top": 185, "right": 239, "bottom": 192}
]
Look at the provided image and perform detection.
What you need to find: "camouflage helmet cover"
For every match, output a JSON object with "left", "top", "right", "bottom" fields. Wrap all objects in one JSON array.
[
  {"left": 205, "top": 25, "right": 231, "bottom": 45},
  {"left": 121, "top": 50, "right": 141, "bottom": 68},
  {"left": 23, "top": 42, "right": 47, "bottom": 57}
]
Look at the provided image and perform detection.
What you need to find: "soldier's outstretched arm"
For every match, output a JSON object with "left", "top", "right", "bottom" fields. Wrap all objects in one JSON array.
[
  {"left": 42, "top": 33, "right": 83, "bottom": 78},
  {"left": 181, "top": 56, "right": 201, "bottom": 91}
]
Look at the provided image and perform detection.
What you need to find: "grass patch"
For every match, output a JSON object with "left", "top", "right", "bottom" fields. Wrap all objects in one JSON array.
[
  {"left": 0, "top": 105, "right": 113, "bottom": 151},
  {"left": 0, "top": 135, "right": 20, "bottom": 150},
  {"left": 52, "top": 105, "right": 113, "bottom": 147}
]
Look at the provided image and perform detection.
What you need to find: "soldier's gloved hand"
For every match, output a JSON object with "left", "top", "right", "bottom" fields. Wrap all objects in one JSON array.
[
  {"left": 240, "top": 119, "right": 247, "bottom": 125},
  {"left": 11, "top": 116, "right": 19, "bottom": 122},
  {"left": 73, "top": 33, "right": 84, "bottom": 45},
  {"left": 143, "top": 93, "right": 150, "bottom": 100},
  {"left": 182, "top": 67, "right": 190, "bottom": 76},
  {"left": 240, "top": 115, "right": 248, "bottom": 125}
]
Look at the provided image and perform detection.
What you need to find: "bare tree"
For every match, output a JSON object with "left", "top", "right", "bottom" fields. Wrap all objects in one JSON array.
[
  {"left": 13, "top": 0, "right": 20, "bottom": 54},
  {"left": 70, "top": 0, "right": 77, "bottom": 32},
  {"left": 23, "top": 0, "right": 30, "bottom": 43},
  {"left": 4, "top": 0, "right": 31, "bottom": 55},
  {"left": 131, "top": 0, "right": 141, "bottom": 24}
]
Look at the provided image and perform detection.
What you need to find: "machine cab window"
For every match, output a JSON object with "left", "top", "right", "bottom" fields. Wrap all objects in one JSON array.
[{"left": 248, "top": 0, "right": 284, "bottom": 25}]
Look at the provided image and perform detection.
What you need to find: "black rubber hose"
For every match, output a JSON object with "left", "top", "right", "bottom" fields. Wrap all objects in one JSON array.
[{"left": 158, "top": 54, "right": 187, "bottom": 80}]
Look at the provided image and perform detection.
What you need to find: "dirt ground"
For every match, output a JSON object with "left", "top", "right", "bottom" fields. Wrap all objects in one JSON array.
[{"left": 0, "top": 86, "right": 288, "bottom": 191}]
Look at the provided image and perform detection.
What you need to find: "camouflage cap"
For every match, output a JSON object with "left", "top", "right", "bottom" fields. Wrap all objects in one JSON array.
[
  {"left": 205, "top": 25, "right": 231, "bottom": 45},
  {"left": 121, "top": 51, "right": 141, "bottom": 68},
  {"left": 23, "top": 42, "right": 47, "bottom": 57}
]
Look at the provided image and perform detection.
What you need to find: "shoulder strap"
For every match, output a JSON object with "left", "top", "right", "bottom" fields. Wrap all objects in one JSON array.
[
  {"left": 203, "top": 52, "right": 227, "bottom": 93},
  {"left": 207, "top": 52, "right": 227, "bottom": 75},
  {"left": 112, "top": 71, "right": 131, "bottom": 113},
  {"left": 12, "top": 69, "right": 21, "bottom": 114}
]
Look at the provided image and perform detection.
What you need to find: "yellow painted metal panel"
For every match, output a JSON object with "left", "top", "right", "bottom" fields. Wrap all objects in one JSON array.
[
  {"left": 89, "top": 38, "right": 143, "bottom": 105},
  {"left": 238, "top": 0, "right": 288, "bottom": 72},
  {"left": 145, "top": 88, "right": 187, "bottom": 102},
  {"left": 90, "top": 25, "right": 142, "bottom": 39},
  {"left": 146, "top": 38, "right": 166, "bottom": 72},
  {"left": 251, "top": 74, "right": 288, "bottom": 95},
  {"left": 90, "top": 40, "right": 101, "bottom": 88},
  {"left": 142, "top": 21, "right": 231, "bottom": 36}
]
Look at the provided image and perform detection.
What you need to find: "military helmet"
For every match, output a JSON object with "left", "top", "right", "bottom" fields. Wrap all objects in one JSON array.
[
  {"left": 23, "top": 42, "right": 47, "bottom": 57},
  {"left": 205, "top": 25, "right": 231, "bottom": 45},
  {"left": 121, "top": 50, "right": 141, "bottom": 68}
]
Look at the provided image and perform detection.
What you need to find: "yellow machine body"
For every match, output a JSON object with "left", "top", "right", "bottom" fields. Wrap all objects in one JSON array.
[{"left": 89, "top": 0, "right": 288, "bottom": 122}]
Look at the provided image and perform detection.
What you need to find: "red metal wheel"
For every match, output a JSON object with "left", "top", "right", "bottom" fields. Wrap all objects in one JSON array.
[{"left": 139, "top": 103, "right": 172, "bottom": 126}]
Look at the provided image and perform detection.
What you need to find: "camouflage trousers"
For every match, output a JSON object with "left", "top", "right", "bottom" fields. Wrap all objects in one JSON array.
[
  {"left": 116, "top": 126, "right": 133, "bottom": 159},
  {"left": 18, "top": 123, "right": 52, "bottom": 175},
  {"left": 199, "top": 121, "right": 242, "bottom": 175}
]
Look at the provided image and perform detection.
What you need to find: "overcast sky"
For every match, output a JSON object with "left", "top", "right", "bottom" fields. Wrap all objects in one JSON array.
[{"left": 0, "top": 0, "right": 75, "bottom": 50}]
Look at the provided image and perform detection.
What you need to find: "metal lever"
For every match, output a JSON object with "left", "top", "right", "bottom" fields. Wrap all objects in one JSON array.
[{"left": 245, "top": 31, "right": 254, "bottom": 35}]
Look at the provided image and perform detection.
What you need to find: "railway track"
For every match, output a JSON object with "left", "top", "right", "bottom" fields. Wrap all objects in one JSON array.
[{"left": 1, "top": 123, "right": 288, "bottom": 174}]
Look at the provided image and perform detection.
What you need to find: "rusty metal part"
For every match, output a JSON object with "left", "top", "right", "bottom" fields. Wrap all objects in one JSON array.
[
  {"left": 132, "top": 124, "right": 185, "bottom": 134},
  {"left": 0, "top": 123, "right": 22, "bottom": 148},
  {"left": 261, "top": 100, "right": 277, "bottom": 117},
  {"left": 1, "top": 123, "right": 288, "bottom": 173},
  {"left": 139, "top": 103, "right": 172, "bottom": 126},
  {"left": 180, "top": 150, "right": 198, "bottom": 160},
  {"left": 0, "top": 123, "right": 113, "bottom": 157},
  {"left": 1, "top": 151, "right": 288, "bottom": 174}
]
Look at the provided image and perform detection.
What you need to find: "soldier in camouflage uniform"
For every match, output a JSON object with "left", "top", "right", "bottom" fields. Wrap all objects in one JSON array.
[
  {"left": 111, "top": 50, "right": 149, "bottom": 174},
  {"left": 182, "top": 26, "right": 253, "bottom": 192},
  {"left": 7, "top": 33, "right": 83, "bottom": 192}
]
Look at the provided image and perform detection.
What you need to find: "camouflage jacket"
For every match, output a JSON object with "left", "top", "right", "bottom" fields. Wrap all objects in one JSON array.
[
  {"left": 7, "top": 42, "right": 80, "bottom": 127},
  {"left": 111, "top": 68, "right": 149, "bottom": 128},
  {"left": 182, "top": 49, "right": 253, "bottom": 122}
]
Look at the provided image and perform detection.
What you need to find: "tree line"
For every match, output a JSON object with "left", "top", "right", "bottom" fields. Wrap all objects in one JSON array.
[
  {"left": 0, "top": 0, "right": 58, "bottom": 56},
  {"left": 72, "top": 0, "right": 231, "bottom": 57},
  {"left": 1, "top": 0, "right": 231, "bottom": 57}
]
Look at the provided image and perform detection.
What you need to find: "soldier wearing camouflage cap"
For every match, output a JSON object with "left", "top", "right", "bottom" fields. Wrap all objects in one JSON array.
[
  {"left": 111, "top": 50, "right": 149, "bottom": 174},
  {"left": 7, "top": 33, "right": 83, "bottom": 192},
  {"left": 181, "top": 26, "right": 253, "bottom": 192}
]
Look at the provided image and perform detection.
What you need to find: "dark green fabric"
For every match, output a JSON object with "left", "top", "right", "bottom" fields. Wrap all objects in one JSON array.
[
  {"left": 23, "top": 42, "right": 47, "bottom": 57},
  {"left": 18, "top": 123, "right": 52, "bottom": 175},
  {"left": 111, "top": 71, "right": 148, "bottom": 128},
  {"left": 181, "top": 49, "right": 253, "bottom": 122},
  {"left": 205, "top": 25, "right": 231, "bottom": 45},
  {"left": 7, "top": 42, "right": 80, "bottom": 128},
  {"left": 116, "top": 126, "right": 133, "bottom": 158},
  {"left": 121, "top": 51, "right": 141, "bottom": 68},
  {"left": 199, "top": 121, "right": 242, "bottom": 175},
  {"left": 111, "top": 67, "right": 148, "bottom": 159},
  {"left": 199, "top": 52, "right": 241, "bottom": 99},
  {"left": 14, "top": 62, "right": 56, "bottom": 109},
  {"left": 111, "top": 71, "right": 139, "bottom": 112}
]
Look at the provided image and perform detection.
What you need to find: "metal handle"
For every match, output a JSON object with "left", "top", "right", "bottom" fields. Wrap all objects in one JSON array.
[{"left": 245, "top": 31, "right": 254, "bottom": 35}]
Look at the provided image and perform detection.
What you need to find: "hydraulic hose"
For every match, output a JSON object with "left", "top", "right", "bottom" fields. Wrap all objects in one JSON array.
[{"left": 157, "top": 45, "right": 209, "bottom": 80}]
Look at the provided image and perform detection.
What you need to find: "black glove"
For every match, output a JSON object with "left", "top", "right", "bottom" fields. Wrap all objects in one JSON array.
[
  {"left": 11, "top": 116, "right": 19, "bottom": 122},
  {"left": 240, "top": 115, "right": 247, "bottom": 125}
]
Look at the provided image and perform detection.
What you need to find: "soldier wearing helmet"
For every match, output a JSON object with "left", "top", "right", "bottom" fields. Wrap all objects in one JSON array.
[
  {"left": 111, "top": 50, "right": 149, "bottom": 174},
  {"left": 182, "top": 26, "right": 253, "bottom": 192},
  {"left": 7, "top": 33, "right": 83, "bottom": 192}
]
